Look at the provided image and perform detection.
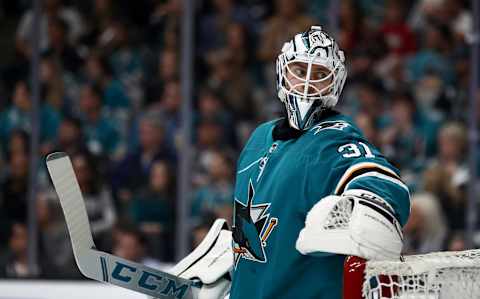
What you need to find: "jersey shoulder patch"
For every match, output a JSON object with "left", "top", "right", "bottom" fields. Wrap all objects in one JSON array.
[
  {"left": 301, "top": 116, "right": 364, "bottom": 156},
  {"left": 308, "top": 114, "right": 362, "bottom": 139},
  {"left": 310, "top": 120, "right": 352, "bottom": 134}
]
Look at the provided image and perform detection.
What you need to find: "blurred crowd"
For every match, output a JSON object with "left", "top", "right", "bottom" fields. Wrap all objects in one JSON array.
[{"left": 0, "top": 0, "right": 478, "bottom": 279}]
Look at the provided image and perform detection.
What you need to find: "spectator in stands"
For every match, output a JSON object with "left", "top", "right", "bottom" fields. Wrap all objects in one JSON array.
[
  {"left": 53, "top": 116, "right": 88, "bottom": 157},
  {"left": 39, "top": 52, "right": 66, "bottom": 111},
  {"left": 403, "top": 192, "right": 447, "bottom": 254},
  {"left": 113, "top": 225, "right": 166, "bottom": 269},
  {"left": 372, "top": 1, "right": 416, "bottom": 91},
  {"left": 158, "top": 49, "right": 179, "bottom": 86},
  {"left": 145, "top": 49, "right": 178, "bottom": 106},
  {"left": 407, "top": 21, "right": 454, "bottom": 85},
  {"left": 423, "top": 122, "right": 469, "bottom": 231},
  {"left": 410, "top": 0, "right": 472, "bottom": 46},
  {"left": 0, "top": 81, "right": 61, "bottom": 151},
  {"left": 198, "top": 0, "right": 252, "bottom": 54},
  {"left": 0, "top": 130, "right": 29, "bottom": 195},
  {"left": 80, "top": 0, "right": 117, "bottom": 48},
  {"left": 379, "top": 0, "right": 417, "bottom": 56},
  {"left": 343, "top": 48, "right": 375, "bottom": 93},
  {"left": 197, "top": 88, "right": 237, "bottom": 148},
  {"left": 15, "top": 0, "right": 85, "bottom": 59},
  {"left": 112, "top": 111, "right": 175, "bottom": 208},
  {"left": 148, "top": 0, "right": 182, "bottom": 49},
  {"left": 36, "top": 190, "right": 79, "bottom": 278},
  {"left": 381, "top": 92, "right": 428, "bottom": 181},
  {"left": 434, "top": 0, "right": 472, "bottom": 45},
  {"left": 349, "top": 80, "right": 388, "bottom": 128},
  {"left": 102, "top": 19, "right": 144, "bottom": 90},
  {"left": 84, "top": 52, "right": 130, "bottom": 111},
  {"left": 0, "top": 222, "right": 46, "bottom": 278},
  {"left": 128, "top": 160, "right": 174, "bottom": 229},
  {"left": 413, "top": 70, "right": 453, "bottom": 118},
  {"left": 354, "top": 112, "right": 381, "bottom": 148},
  {"left": 43, "top": 16, "right": 83, "bottom": 74},
  {"left": 152, "top": 79, "right": 182, "bottom": 150},
  {"left": 127, "top": 160, "right": 175, "bottom": 261},
  {"left": 337, "top": 0, "right": 363, "bottom": 52},
  {"left": 0, "top": 148, "right": 29, "bottom": 223},
  {"left": 77, "top": 83, "right": 120, "bottom": 157},
  {"left": 381, "top": 54, "right": 411, "bottom": 93},
  {"left": 7, "top": 129, "right": 30, "bottom": 158},
  {"left": 192, "top": 150, "right": 234, "bottom": 226},
  {"left": 408, "top": 0, "right": 445, "bottom": 32},
  {"left": 223, "top": 22, "right": 251, "bottom": 68},
  {"left": 84, "top": 52, "right": 131, "bottom": 144},
  {"left": 196, "top": 119, "right": 229, "bottom": 154},
  {"left": 71, "top": 152, "right": 116, "bottom": 248},
  {"left": 205, "top": 23, "right": 257, "bottom": 123}
]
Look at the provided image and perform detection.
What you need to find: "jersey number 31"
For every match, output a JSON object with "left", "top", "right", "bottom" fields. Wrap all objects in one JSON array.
[{"left": 338, "top": 142, "right": 375, "bottom": 158}]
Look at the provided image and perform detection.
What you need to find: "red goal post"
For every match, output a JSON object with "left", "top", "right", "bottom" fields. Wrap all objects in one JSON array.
[{"left": 343, "top": 256, "right": 367, "bottom": 299}]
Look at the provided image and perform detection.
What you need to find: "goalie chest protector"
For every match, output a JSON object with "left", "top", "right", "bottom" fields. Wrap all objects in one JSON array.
[{"left": 230, "top": 114, "right": 410, "bottom": 299}]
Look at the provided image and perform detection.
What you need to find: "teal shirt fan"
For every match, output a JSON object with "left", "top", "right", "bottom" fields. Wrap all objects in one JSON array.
[{"left": 230, "top": 114, "right": 411, "bottom": 299}]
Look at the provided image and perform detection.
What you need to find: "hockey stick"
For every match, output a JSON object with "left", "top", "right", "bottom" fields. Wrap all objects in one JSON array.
[{"left": 46, "top": 152, "right": 199, "bottom": 299}]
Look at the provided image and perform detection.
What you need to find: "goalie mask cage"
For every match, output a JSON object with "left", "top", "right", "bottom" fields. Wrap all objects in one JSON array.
[{"left": 343, "top": 251, "right": 480, "bottom": 299}]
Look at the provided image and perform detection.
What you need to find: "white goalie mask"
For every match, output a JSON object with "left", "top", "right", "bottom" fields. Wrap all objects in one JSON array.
[{"left": 276, "top": 26, "right": 347, "bottom": 130}]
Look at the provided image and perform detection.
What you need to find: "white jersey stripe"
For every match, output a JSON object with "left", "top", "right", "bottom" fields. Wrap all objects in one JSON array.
[{"left": 334, "top": 162, "right": 400, "bottom": 194}]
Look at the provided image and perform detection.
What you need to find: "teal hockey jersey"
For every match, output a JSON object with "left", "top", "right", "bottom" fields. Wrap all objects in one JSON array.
[{"left": 230, "top": 113, "right": 410, "bottom": 299}]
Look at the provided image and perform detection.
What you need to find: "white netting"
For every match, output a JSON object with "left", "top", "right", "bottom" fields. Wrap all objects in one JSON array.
[
  {"left": 323, "top": 198, "right": 353, "bottom": 230},
  {"left": 363, "top": 250, "right": 480, "bottom": 299}
]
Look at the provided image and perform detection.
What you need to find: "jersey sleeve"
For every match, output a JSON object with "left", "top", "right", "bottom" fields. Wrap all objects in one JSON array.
[
  {"left": 308, "top": 125, "right": 411, "bottom": 226},
  {"left": 334, "top": 157, "right": 410, "bottom": 226}
]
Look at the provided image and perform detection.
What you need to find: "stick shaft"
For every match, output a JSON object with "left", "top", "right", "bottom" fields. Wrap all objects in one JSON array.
[{"left": 46, "top": 152, "right": 197, "bottom": 299}]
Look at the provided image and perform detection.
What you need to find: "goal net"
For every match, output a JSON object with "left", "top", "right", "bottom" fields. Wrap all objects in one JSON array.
[{"left": 343, "top": 250, "right": 480, "bottom": 299}]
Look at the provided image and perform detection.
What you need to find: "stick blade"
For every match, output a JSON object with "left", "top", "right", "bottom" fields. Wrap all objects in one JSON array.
[
  {"left": 46, "top": 151, "right": 68, "bottom": 162},
  {"left": 46, "top": 152, "right": 95, "bottom": 260}
]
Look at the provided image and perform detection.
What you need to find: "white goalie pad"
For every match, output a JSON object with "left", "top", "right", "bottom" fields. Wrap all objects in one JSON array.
[
  {"left": 296, "top": 189, "right": 403, "bottom": 261},
  {"left": 169, "top": 219, "right": 233, "bottom": 299}
]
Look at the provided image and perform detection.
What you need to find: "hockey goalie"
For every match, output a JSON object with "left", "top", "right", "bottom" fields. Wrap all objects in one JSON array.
[{"left": 170, "top": 25, "right": 410, "bottom": 299}]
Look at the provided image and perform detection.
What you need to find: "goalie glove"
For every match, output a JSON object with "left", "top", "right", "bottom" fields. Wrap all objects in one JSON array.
[
  {"left": 169, "top": 219, "right": 233, "bottom": 299},
  {"left": 296, "top": 189, "right": 404, "bottom": 261}
]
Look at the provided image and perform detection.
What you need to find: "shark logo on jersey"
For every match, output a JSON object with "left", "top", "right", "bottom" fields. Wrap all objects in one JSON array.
[
  {"left": 311, "top": 120, "right": 350, "bottom": 135},
  {"left": 232, "top": 180, "right": 278, "bottom": 267}
]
